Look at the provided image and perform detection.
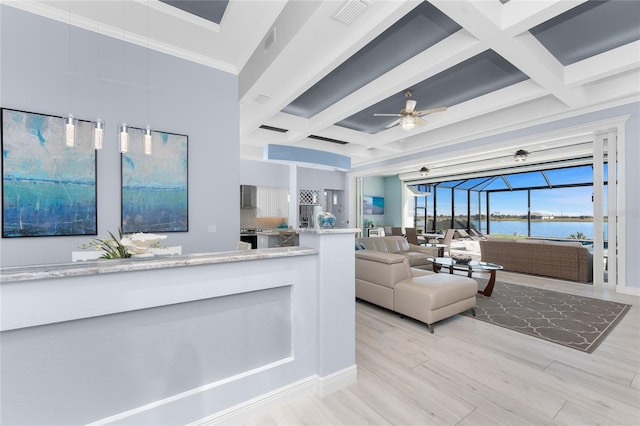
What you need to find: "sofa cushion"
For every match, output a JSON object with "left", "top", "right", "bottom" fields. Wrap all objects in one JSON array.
[
  {"left": 395, "top": 274, "right": 478, "bottom": 310},
  {"left": 403, "top": 251, "right": 430, "bottom": 267},
  {"left": 357, "top": 236, "right": 409, "bottom": 253}
]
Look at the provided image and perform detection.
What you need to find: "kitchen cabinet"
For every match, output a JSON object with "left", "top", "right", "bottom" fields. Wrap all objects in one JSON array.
[{"left": 256, "top": 186, "right": 289, "bottom": 217}]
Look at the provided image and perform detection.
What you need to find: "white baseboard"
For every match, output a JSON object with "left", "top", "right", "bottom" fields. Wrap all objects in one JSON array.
[
  {"left": 617, "top": 286, "right": 640, "bottom": 296},
  {"left": 317, "top": 365, "right": 358, "bottom": 397},
  {"left": 193, "top": 365, "right": 358, "bottom": 425}
]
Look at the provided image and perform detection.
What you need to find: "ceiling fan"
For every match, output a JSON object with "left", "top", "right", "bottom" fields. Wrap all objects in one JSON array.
[{"left": 374, "top": 90, "right": 447, "bottom": 131}]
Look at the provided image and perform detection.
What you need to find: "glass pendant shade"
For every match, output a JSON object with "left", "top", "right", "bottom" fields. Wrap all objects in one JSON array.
[
  {"left": 119, "top": 123, "right": 129, "bottom": 153},
  {"left": 143, "top": 126, "right": 153, "bottom": 155},
  {"left": 400, "top": 116, "right": 416, "bottom": 131},
  {"left": 65, "top": 114, "right": 77, "bottom": 147},
  {"left": 93, "top": 119, "right": 104, "bottom": 150}
]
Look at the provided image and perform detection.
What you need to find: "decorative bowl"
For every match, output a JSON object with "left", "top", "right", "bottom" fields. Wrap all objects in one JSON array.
[
  {"left": 317, "top": 212, "right": 336, "bottom": 228},
  {"left": 120, "top": 233, "right": 167, "bottom": 256},
  {"left": 451, "top": 253, "right": 472, "bottom": 264}
]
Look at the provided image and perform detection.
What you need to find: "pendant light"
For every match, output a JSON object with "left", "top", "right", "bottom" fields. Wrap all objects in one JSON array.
[
  {"left": 143, "top": 126, "right": 153, "bottom": 155},
  {"left": 64, "top": 4, "right": 76, "bottom": 148},
  {"left": 65, "top": 113, "right": 77, "bottom": 147},
  {"left": 93, "top": 119, "right": 104, "bottom": 150},
  {"left": 143, "top": 5, "right": 153, "bottom": 156},
  {"left": 93, "top": 3, "right": 104, "bottom": 151},
  {"left": 119, "top": 123, "right": 129, "bottom": 153}
]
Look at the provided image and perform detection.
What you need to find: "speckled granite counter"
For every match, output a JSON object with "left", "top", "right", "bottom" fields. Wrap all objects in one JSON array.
[
  {"left": 298, "top": 227, "right": 360, "bottom": 235},
  {"left": 0, "top": 247, "right": 317, "bottom": 283}
]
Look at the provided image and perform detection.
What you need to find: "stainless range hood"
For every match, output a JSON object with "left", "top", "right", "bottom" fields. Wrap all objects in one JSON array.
[{"left": 240, "top": 185, "right": 257, "bottom": 209}]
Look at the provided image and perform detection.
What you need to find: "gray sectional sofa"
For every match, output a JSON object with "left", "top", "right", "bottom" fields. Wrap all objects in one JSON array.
[
  {"left": 356, "top": 236, "right": 437, "bottom": 270},
  {"left": 355, "top": 238, "right": 477, "bottom": 333}
]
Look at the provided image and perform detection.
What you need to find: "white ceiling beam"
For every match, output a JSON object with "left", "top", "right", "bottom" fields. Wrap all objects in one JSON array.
[
  {"left": 430, "top": 0, "right": 586, "bottom": 108},
  {"left": 366, "top": 79, "right": 548, "bottom": 149},
  {"left": 501, "top": 0, "right": 587, "bottom": 36},
  {"left": 238, "top": 0, "right": 420, "bottom": 138},
  {"left": 306, "top": 30, "right": 485, "bottom": 133},
  {"left": 565, "top": 42, "right": 640, "bottom": 87}
]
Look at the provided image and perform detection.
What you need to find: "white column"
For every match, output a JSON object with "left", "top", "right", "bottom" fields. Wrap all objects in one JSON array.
[{"left": 299, "top": 229, "right": 358, "bottom": 394}]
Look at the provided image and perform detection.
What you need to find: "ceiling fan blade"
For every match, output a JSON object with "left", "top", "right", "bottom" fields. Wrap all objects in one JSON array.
[
  {"left": 415, "top": 106, "right": 447, "bottom": 116},
  {"left": 374, "top": 113, "right": 402, "bottom": 117},
  {"left": 385, "top": 119, "right": 400, "bottom": 129},
  {"left": 405, "top": 99, "right": 417, "bottom": 113},
  {"left": 415, "top": 117, "right": 428, "bottom": 126}
]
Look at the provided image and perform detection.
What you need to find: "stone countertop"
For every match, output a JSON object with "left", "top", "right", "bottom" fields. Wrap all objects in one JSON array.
[
  {"left": 257, "top": 228, "right": 360, "bottom": 235},
  {"left": 298, "top": 227, "right": 360, "bottom": 234},
  {"left": 0, "top": 247, "right": 318, "bottom": 283},
  {"left": 255, "top": 229, "right": 298, "bottom": 235}
]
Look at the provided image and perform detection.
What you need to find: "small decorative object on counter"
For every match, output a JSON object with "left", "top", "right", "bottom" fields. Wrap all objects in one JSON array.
[
  {"left": 450, "top": 253, "right": 473, "bottom": 264},
  {"left": 317, "top": 212, "right": 336, "bottom": 228},
  {"left": 120, "top": 233, "right": 167, "bottom": 257},
  {"left": 80, "top": 228, "right": 167, "bottom": 259}
]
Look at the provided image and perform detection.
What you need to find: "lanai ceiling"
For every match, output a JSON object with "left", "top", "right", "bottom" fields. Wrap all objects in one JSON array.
[{"left": 7, "top": 0, "right": 640, "bottom": 176}]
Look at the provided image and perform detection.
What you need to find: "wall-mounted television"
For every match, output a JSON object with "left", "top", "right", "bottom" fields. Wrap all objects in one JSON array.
[{"left": 363, "top": 196, "right": 384, "bottom": 215}]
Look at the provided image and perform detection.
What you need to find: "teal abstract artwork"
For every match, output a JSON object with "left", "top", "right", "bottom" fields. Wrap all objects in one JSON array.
[
  {"left": 121, "top": 128, "right": 188, "bottom": 233},
  {"left": 2, "top": 108, "right": 97, "bottom": 237}
]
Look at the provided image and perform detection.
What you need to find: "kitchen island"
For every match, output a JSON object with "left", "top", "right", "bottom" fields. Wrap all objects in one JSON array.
[
  {"left": 1, "top": 229, "right": 359, "bottom": 425},
  {"left": 256, "top": 228, "right": 300, "bottom": 248}
]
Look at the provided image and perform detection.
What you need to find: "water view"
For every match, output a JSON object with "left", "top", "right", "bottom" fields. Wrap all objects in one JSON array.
[{"left": 479, "top": 220, "right": 603, "bottom": 240}]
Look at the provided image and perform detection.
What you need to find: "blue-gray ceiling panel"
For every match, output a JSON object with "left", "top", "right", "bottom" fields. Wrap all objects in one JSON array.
[
  {"left": 337, "top": 50, "right": 529, "bottom": 134},
  {"left": 530, "top": 0, "right": 640, "bottom": 66},
  {"left": 282, "top": 2, "right": 461, "bottom": 118},
  {"left": 160, "top": 0, "right": 229, "bottom": 25}
]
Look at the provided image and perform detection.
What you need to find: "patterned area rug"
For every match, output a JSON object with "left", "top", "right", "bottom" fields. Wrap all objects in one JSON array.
[{"left": 462, "top": 281, "right": 631, "bottom": 353}]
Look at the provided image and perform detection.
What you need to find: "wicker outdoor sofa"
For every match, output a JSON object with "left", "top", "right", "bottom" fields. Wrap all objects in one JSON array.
[{"left": 479, "top": 238, "right": 593, "bottom": 283}]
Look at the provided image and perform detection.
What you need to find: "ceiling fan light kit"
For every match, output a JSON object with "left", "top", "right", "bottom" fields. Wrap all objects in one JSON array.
[{"left": 374, "top": 89, "right": 447, "bottom": 131}]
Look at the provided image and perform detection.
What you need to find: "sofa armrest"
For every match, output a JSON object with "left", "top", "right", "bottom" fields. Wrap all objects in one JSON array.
[{"left": 355, "top": 250, "right": 412, "bottom": 289}]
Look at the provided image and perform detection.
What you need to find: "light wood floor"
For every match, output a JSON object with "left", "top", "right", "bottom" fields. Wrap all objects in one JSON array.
[{"left": 243, "top": 273, "right": 640, "bottom": 426}]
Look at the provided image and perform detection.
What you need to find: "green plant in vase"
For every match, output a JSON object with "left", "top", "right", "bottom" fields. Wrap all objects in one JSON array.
[{"left": 80, "top": 228, "right": 132, "bottom": 259}]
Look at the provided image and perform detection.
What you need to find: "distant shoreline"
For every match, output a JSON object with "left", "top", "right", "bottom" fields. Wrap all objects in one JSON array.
[{"left": 488, "top": 217, "right": 604, "bottom": 223}]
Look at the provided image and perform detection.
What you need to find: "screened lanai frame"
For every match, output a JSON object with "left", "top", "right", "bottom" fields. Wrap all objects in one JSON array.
[{"left": 411, "top": 161, "right": 609, "bottom": 240}]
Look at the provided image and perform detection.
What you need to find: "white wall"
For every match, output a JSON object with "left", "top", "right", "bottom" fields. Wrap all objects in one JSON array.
[
  {"left": 0, "top": 6, "right": 240, "bottom": 266},
  {"left": 239, "top": 159, "right": 290, "bottom": 188}
]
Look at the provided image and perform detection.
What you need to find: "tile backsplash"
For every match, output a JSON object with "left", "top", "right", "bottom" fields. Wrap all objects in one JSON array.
[{"left": 240, "top": 208, "right": 287, "bottom": 230}]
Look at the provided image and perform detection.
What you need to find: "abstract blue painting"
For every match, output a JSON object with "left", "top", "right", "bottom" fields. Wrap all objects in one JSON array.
[
  {"left": 121, "top": 128, "right": 188, "bottom": 233},
  {"left": 363, "top": 196, "right": 384, "bottom": 215},
  {"left": 2, "top": 108, "right": 97, "bottom": 237}
]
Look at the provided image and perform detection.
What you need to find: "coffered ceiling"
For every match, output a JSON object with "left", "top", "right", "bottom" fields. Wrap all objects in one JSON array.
[{"left": 7, "top": 0, "right": 640, "bottom": 177}]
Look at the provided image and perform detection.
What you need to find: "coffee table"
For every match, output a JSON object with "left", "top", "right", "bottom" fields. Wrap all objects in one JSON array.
[
  {"left": 427, "top": 257, "right": 503, "bottom": 297},
  {"left": 422, "top": 243, "right": 448, "bottom": 257}
]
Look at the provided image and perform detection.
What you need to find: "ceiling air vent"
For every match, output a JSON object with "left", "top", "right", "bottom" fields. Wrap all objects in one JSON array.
[
  {"left": 264, "top": 26, "right": 276, "bottom": 51},
  {"left": 259, "top": 125, "right": 289, "bottom": 133},
  {"left": 308, "top": 135, "right": 349, "bottom": 145},
  {"left": 332, "top": 0, "right": 371, "bottom": 25}
]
